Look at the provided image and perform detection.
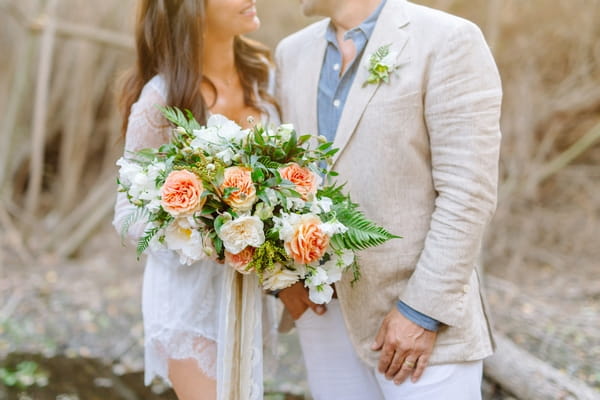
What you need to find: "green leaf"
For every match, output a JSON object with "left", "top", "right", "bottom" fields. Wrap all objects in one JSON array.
[
  {"left": 136, "top": 226, "right": 161, "bottom": 257},
  {"left": 349, "top": 257, "right": 361, "bottom": 286},
  {"left": 333, "top": 206, "right": 401, "bottom": 251},
  {"left": 283, "top": 131, "right": 298, "bottom": 155},
  {"left": 214, "top": 214, "right": 230, "bottom": 234},
  {"left": 222, "top": 186, "right": 239, "bottom": 200},
  {"left": 120, "top": 208, "right": 149, "bottom": 244},
  {"left": 213, "top": 235, "right": 224, "bottom": 258},
  {"left": 251, "top": 168, "right": 265, "bottom": 183}
]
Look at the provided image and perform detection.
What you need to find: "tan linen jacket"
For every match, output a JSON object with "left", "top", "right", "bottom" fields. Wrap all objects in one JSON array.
[{"left": 275, "top": 0, "right": 502, "bottom": 368}]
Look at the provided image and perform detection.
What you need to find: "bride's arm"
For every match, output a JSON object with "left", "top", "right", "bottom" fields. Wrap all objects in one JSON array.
[{"left": 113, "top": 82, "right": 170, "bottom": 246}]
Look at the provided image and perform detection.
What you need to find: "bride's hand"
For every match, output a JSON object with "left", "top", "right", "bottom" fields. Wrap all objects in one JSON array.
[{"left": 278, "top": 282, "right": 327, "bottom": 320}]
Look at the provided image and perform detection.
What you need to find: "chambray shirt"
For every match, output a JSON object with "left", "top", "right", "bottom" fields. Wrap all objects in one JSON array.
[{"left": 317, "top": 0, "right": 440, "bottom": 331}]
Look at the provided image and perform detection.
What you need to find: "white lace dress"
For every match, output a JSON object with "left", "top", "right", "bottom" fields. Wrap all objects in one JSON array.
[{"left": 113, "top": 75, "right": 281, "bottom": 399}]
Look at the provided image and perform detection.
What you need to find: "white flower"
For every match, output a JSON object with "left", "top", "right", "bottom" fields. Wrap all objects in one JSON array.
[
  {"left": 321, "top": 259, "right": 343, "bottom": 283},
  {"left": 219, "top": 215, "right": 265, "bottom": 254},
  {"left": 190, "top": 114, "right": 249, "bottom": 156},
  {"left": 254, "top": 202, "right": 274, "bottom": 220},
  {"left": 306, "top": 266, "right": 329, "bottom": 286},
  {"left": 164, "top": 218, "right": 206, "bottom": 265},
  {"left": 116, "top": 158, "right": 143, "bottom": 187},
  {"left": 304, "top": 265, "right": 340, "bottom": 304},
  {"left": 286, "top": 197, "right": 306, "bottom": 211},
  {"left": 363, "top": 44, "right": 400, "bottom": 87},
  {"left": 215, "top": 148, "right": 235, "bottom": 165},
  {"left": 265, "top": 188, "right": 279, "bottom": 206},
  {"left": 307, "top": 282, "right": 334, "bottom": 304},
  {"left": 262, "top": 264, "right": 300, "bottom": 291},
  {"left": 338, "top": 249, "right": 355, "bottom": 267},
  {"left": 319, "top": 221, "right": 348, "bottom": 237},
  {"left": 277, "top": 123, "right": 295, "bottom": 141},
  {"left": 273, "top": 212, "right": 302, "bottom": 242},
  {"left": 310, "top": 197, "right": 333, "bottom": 214},
  {"left": 207, "top": 114, "right": 247, "bottom": 142}
]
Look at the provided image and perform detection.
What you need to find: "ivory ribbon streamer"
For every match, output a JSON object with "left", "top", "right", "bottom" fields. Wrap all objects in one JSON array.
[{"left": 217, "top": 268, "right": 263, "bottom": 400}]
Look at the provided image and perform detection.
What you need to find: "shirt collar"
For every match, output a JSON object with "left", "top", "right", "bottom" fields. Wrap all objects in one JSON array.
[{"left": 325, "top": 0, "right": 387, "bottom": 45}]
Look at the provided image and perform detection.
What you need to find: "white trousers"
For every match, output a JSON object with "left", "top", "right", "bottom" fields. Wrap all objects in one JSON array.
[{"left": 295, "top": 299, "right": 483, "bottom": 400}]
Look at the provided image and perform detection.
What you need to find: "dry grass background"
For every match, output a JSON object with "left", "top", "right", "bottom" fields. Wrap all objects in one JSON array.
[{"left": 0, "top": 0, "right": 599, "bottom": 396}]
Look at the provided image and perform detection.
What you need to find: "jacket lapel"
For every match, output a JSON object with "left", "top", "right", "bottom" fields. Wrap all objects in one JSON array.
[{"left": 331, "top": 0, "right": 411, "bottom": 166}]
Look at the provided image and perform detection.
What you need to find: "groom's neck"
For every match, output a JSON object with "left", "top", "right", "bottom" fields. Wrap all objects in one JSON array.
[{"left": 330, "top": 0, "right": 383, "bottom": 32}]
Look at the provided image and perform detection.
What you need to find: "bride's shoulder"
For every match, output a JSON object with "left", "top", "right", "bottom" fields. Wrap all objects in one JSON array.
[
  {"left": 141, "top": 74, "right": 168, "bottom": 101},
  {"left": 128, "top": 75, "right": 169, "bottom": 130}
]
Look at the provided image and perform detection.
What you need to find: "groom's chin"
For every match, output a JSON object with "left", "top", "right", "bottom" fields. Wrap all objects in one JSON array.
[{"left": 298, "top": 0, "right": 318, "bottom": 18}]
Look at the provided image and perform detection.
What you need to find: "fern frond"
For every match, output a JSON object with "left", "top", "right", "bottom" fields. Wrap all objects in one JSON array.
[
  {"left": 136, "top": 226, "right": 161, "bottom": 258},
  {"left": 160, "top": 106, "right": 198, "bottom": 133},
  {"left": 332, "top": 207, "right": 401, "bottom": 251},
  {"left": 120, "top": 208, "right": 149, "bottom": 244}
]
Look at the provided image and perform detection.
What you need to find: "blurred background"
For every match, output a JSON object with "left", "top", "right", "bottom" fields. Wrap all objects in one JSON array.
[{"left": 0, "top": 0, "right": 599, "bottom": 398}]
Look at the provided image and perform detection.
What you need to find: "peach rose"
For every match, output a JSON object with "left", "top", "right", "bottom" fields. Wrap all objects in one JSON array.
[
  {"left": 285, "top": 215, "right": 329, "bottom": 264},
  {"left": 279, "top": 163, "right": 319, "bottom": 200},
  {"left": 221, "top": 166, "right": 256, "bottom": 211},
  {"left": 161, "top": 170, "right": 206, "bottom": 217},
  {"left": 225, "top": 246, "right": 256, "bottom": 274}
]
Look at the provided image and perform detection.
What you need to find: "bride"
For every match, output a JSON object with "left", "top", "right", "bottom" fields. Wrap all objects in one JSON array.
[{"left": 113, "top": 1, "right": 280, "bottom": 399}]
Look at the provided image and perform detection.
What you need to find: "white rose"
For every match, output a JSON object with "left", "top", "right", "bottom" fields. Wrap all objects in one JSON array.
[
  {"left": 262, "top": 264, "right": 300, "bottom": 291},
  {"left": 219, "top": 215, "right": 265, "bottom": 255},
  {"left": 164, "top": 218, "right": 206, "bottom": 265}
]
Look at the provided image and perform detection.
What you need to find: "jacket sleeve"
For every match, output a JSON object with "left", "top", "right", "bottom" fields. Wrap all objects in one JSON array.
[{"left": 399, "top": 21, "right": 502, "bottom": 327}]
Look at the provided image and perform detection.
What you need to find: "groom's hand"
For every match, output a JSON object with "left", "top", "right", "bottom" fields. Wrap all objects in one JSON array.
[
  {"left": 278, "top": 282, "right": 327, "bottom": 320},
  {"left": 371, "top": 307, "right": 437, "bottom": 385}
]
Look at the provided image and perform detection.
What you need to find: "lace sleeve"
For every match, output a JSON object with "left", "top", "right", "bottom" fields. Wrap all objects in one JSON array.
[{"left": 113, "top": 80, "right": 171, "bottom": 246}]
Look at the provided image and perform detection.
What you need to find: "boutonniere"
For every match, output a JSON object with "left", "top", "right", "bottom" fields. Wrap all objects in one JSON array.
[{"left": 363, "top": 44, "right": 399, "bottom": 87}]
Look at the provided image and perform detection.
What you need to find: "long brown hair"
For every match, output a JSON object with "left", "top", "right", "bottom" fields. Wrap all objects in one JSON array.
[{"left": 119, "top": 0, "right": 278, "bottom": 134}]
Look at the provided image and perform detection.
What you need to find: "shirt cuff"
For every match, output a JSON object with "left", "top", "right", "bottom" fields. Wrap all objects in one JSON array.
[
  {"left": 396, "top": 301, "right": 440, "bottom": 332},
  {"left": 266, "top": 289, "right": 282, "bottom": 298}
]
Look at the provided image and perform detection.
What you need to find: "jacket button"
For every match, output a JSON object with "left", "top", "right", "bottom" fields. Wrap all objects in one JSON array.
[{"left": 463, "top": 285, "right": 470, "bottom": 293}]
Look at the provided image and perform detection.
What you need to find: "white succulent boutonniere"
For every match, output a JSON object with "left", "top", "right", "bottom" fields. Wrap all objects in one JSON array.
[{"left": 363, "top": 44, "right": 399, "bottom": 87}]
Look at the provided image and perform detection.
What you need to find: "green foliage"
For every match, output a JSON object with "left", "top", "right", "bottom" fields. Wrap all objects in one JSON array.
[
  {"left": 160, "top": 106, "right": 201, "bottom": 133},
  {"left": 330, "top": 206, "right": 401, "bottom": 251},
  {"left": 136, "top": 225, "right": 162, "bottom": 258},
  {"left": 318, "top": 183, "right": 350, "bottom": 205},
  {"left": 247, "top": 241, "right": 290, "bottom": 277},
  {"left": 120, "top": 208, "right": 148, "bottom": 244},
  {"left": 0, "top": 361, "right": 49, "bottom": 389}
]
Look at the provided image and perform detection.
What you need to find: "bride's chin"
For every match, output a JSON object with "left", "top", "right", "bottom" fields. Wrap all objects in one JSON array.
[{"left": 241, "top": 17, "right": 261, "bottom": 34}]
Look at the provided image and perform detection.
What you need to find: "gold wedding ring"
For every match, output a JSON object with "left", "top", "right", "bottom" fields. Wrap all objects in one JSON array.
[{"left": 403, "top": 360, "right": 416, "bottom": 369}]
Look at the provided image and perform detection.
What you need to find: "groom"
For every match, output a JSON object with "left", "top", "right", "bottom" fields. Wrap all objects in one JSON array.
[{"left": 275, "top": 0, "right": 502, "bottom": 398}]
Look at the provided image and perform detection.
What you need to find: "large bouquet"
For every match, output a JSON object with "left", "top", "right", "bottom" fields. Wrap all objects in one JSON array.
[{"left": 117, "top": 108, "right": 399, "bottom": 304}]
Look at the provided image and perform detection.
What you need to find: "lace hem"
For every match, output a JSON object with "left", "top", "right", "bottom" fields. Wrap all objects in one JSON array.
[{"left": 145, "top": 329, "right": 217, "bottom": 385}]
